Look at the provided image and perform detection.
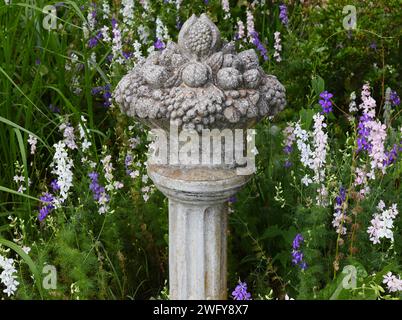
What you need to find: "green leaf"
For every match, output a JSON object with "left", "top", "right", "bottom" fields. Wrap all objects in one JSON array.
[
  {"left": 299, "top": 108, "right": 316, "bottom": 130},
  {"left": 260, "top": 225, "right": 284, "bottom": 240},
  {"left": 311, "top": 75, "right": 325, "bottom": 96},
  {"left": 0, "top": 116, "right": 50, "bottom": 150},
  {"left": 0, "top": 186, "right": 39, "bottom": 201}
]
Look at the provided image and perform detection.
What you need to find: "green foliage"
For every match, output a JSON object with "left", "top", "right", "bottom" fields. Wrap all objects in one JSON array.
[{"left": 0, "top": 0, "right": 401, "bottom": 300}]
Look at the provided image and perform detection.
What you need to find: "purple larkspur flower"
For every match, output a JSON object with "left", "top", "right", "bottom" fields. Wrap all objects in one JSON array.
[
  {"left": 384, "top": 144, "right": 399, "bottom": 166},
  {"left": 250, "top": 31, "right": 268, "bottom": 61},
  {"left": 232, "top": 281, "right": 252, "bottom": 300},
  {"left": 291, "top": 233, "right": 307, "bottom": 270},
  {"left": 370, "top": 41, "right": 377, "bottom": 50},
  {"left": 357, "top": 113, "right": 372, "bottom": 152},
  {"left": 50, "top": 179, "right": 60, "bottom": 192},
  {"left": 111, "top": 18, "right": 117, "bottom": 29},
  {"left": 154, "top": 38, "right": 165, "bottom": 50},
  {"left": 103, "top": 91, "right": 112, "bottom": 107},
  {"left": 89, "top": 171, "right": 109, "bottom": 202},
  {"left": 122, "top": 51, "right": 132, "bottom": 59},
  {"left": 88, "top": 31, "right": 103, "bottom": 48},
  {"left": 91, "top": 86, "right": 104, "bottom": 95},
  {"left": 35, "top": 58, "right": 41, "bottom": 65},
  {"left": 390, "top": 91, "right": 400, "bottom": 106},
  {"left": 284, "top": 160, "right": 292, "bottom": 168},
  {"left": 335, "top": 186, "right": 346, "bottom": 206},
  {"left": 292, "top": 233, "right": 304, "bottom": 250},
  {"left": 319, "top": 91, "right": 334, "bottom": 113},
  {"left": 279, "top": 4, "right": 289, "bottom": 26},
  {"left": 91, "top": 84, "right": 112, "bottom": 107},
  {"left": 283, "top": 145, "right": 293, "bottom": 154},
  {"left": 125, "top": 154, "right": 133, "bottom": 175},
  {"left": 88, "top": 37, "right": 98, "bottom": 48},
  {"left": 38, "top": 192, "right": 55, "bottom": 221}
]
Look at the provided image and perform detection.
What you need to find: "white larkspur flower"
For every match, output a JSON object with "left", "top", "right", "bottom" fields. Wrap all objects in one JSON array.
[
  {"left": 78, "top": 116, "right": 92, "bottom": 152},
  {"left": 87, "top": 9, "right": 96, "bottom": 31},
  {"left": 129, "top": 137, "right": 140, "bottom": 149},
  {"left": 51, "top": 141, "right": 74, "bottom": 206},
  {"left": 359, "top": 83, "right": 376, "bottom": 118},
  {"left": 101, "top": 154, "right": 123, "bottom": 193},
  {"left": 89, "top": 52, "right": 97, "bottom": 70},
  {"left": 294, "top": 114, "right": 328, "bottom": 206},
  {"left": 349, "top": 91, "right": 357, "bottom": 113},
  {"left": 175, "top": 0, "right": 182, "bottom": 10},
  {"left": 22, "top": 246, "right": 31, "bottom": 254},
  {"left": 156, "top": 17, "right": 170, "bottom": 43},
  {"left": 367, "top": 201, "right": 398, "bottom": 244},
  {"left": 102, "top": 0, "right": 110, "bottom": 20},
  {"left": 59, "top": 121, "right": 77, "bottom": 150},
  {"left": 133, "top": 40, "right": 143, "bottom": 62},
  {"left": 112, "top": 22, "right": 123, "bottom": 65},
  {"left": 138, "top": 25, "right": 150, "bottom": 43},
  {"left": 141, "top": 186, "right": 151, "bottom": 202},
  {"left": 273, "top": 31, "right": 282, "bottom": 62},
  {"left": 301, "top": 174, "right": 312, "bottom": 186},
  {"left": 28, "top": 134, "right": 38, "bottom": 155},
  {"left": 222, "top": 0, "right": 231, "bottom": 20},
  {"left": 130, "top": 170, "right": 140, "bottom": 179},
  {"left": 100, "top": 25, "right": 111, "bottom": 43},
  {"left": 140, "top": 0, "right": 151, "bottom": 11},
  {"left": 332, "top": 210, "right": 347, "bottom": 235},
  {"left": 141, "top": 174, "right": 148, "bottom": 184},
  {"left": 383, "top": 272, "right": 402, "bottom": 293},
  {"left": 246, "top": 9, "right": 255, "bottom": 42},
  {"left": 366, "top": 120, "right": 387, "bottom": 173},
  {"left": 0, "top": 255, "right": 19, "bottom": 297},
  {"left": 121, "top": 0, "right": 134, "bottom": 29},
  {"left": 237, "top": 19, "right": 245, "bottom": 40}
]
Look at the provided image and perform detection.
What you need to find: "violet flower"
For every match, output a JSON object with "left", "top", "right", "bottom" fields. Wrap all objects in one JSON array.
[
  {"left": 154, "top": 38, "right": 165, "bottom": 50},
  {"left": 250, "top": 31, "right": 268, "bottom": 61},
  {"left": 279, "top": 4, "right": 289, "bottom": 26},
  {"left": 390, "top": 91, "right": 400, "bottom": 107},
  {"left": 38, "top": 192, "right": 55, "bottom": 221},
  {"left": 232, "top": 280, "right": 252, "bottom": 300},
  {"left": 319, "top": 91, "right": 333, "bottom": 114},
  {"left": 291, "top": 233, "right": 307, "bottom": 270}
]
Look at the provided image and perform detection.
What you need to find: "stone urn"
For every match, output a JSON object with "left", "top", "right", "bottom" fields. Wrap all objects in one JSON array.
[{"left": 114, "top": 13, "right": 286, "bottom": 300}]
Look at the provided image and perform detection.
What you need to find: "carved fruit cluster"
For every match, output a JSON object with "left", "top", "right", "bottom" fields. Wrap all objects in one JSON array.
[{"left": 114, "top": 14, "right": 286, "bottom": 132}]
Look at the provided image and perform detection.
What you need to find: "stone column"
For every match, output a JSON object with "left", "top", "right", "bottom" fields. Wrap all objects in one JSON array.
[
  {"left": 148, "top": 165, "right": 250, "bottom": 299},
  {"left": 113, "top": 13, "right": 286, "bottom": 300}
]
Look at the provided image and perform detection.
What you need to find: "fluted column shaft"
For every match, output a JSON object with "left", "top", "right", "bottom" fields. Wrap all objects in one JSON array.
[
  {"left": 148, "top": 164, "right": 250, "bottom": 300},
  {"left": 169, "top": 200, "right": 227, "bottom": 300}
]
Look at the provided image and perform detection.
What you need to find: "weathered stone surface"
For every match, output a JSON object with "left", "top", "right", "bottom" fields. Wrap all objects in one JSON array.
[
  {"left": 113, "top": 13, "right": 286, "bottom": 132},
  {"left": 148, "top": 165, "right": 250, "bottom": 300},
  {"left": 114, "top": 14, "right": 287, "bottom": 301}
]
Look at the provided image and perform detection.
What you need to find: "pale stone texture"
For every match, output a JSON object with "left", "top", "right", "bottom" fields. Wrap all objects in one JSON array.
[
  {"left": 114, "top": 13, "right": 286, "bottom": 133},
  {"left": 114, "top": 14, "right": 286, "bottom": 300},
  {"left": 148, "top": 165, "right": 250, "bottom": 300}
]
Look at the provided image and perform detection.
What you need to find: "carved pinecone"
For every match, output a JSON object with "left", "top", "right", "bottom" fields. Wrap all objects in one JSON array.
[{"left": 188, "top": 21, "right": 212, "bottom": 58}]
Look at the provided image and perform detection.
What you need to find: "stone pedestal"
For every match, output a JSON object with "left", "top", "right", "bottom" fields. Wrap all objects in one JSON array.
[
  {"left": 148, "top": 165, "right": 250, "bottom": 300},
  {"left": 114, "top": 13, "right": 286, "bottom": 301}
]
